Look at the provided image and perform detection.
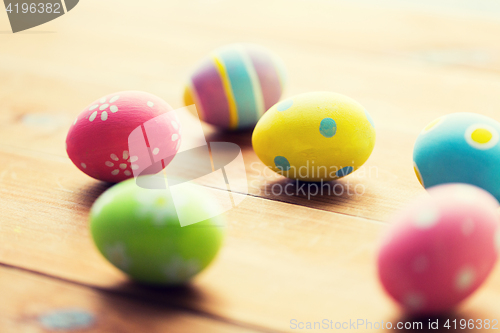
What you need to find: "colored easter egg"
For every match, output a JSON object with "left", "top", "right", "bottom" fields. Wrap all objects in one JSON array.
[
  {"left": 413, "top": 112, "right": 500, "bottom": 201},
  {"left": 90, "top": 178, "right": 226, "bottom": 285},
  {"left": 184, "top": 43, "right": 287, "bottom": 130},
  {"left": 252, "top": 91, "right": 376, "bottom": 182},
  {"left": 378, "top": 183, "right": 500, "bottom": 314},
  {"left": 66, "top": 91, "right": 181, "bottom": 183}
]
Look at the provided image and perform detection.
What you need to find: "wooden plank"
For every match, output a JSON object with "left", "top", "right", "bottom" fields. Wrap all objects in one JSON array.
[
  {"left": 0, "top": 264, "right": 263, "bottom": 333},
  {"left": 1, "top": 0, "right": 500, "bottom": 135},
  {"left": 1, "top": 0, "right": 500, "bottom": 222},
  {"left": 3, "top": 0, "right": 500, "bottom": 73},
  {"left": 0, "top": 68, "right": 426, "bottom": 223},
  {"left": 0, "top": 68, "right": 460, "bottom": 223},
  {"left": 1, "top": 0, "right": 500, "bottom": 331},
  {"left": 1, "top": 146, "right": 500, "bottom": 332}
]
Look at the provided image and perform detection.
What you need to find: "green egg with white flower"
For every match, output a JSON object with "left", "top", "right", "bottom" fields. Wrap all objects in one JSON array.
[{"left": 89, "top": 177, "right": 226, "bottom": 285}]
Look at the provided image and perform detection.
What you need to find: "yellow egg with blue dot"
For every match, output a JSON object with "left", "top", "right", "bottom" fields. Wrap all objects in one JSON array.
[
  {"left": 252, "top": 91, "right": 376, "bottom": 182},
  {"left": 413, "top": 112, "right": 500, "bottom": 201}
]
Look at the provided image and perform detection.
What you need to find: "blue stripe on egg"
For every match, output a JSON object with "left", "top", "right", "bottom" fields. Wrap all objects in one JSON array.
[
  {"left": 365, "top": 109, "right": 375, "bottom": 128},
  {"left": 319, "top": 118, "right": 337, "bottom": 138},
  {"left": 276, "top": 99, "right": 293, "bottom": 111},
  {"left": 337, "top": 166, "right": 354, "bottom": 178},
  {"left": 274, "top": 156, "right": 291, "bottom": 171},
  {"left": 218, "top": 48, "right": 259, "bottom": 128}
]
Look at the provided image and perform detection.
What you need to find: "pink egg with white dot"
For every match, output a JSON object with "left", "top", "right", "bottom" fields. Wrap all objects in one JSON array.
[
  {"left": 378, "top": 183, "right": 500, "bottom": 314},
  {"left": 66, "top": 91, "right": 181, "bottom": 183}
]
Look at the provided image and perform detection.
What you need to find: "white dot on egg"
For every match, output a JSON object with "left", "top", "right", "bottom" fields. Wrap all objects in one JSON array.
[
  {"left": 73, "top": 118, "right": 78, "bottom": 125},
  {"left": 464, "top": 124, "right": 500, "bottom": 150},
  {"left": 153, "top": 148, "right": 160, "bottom": 155},
  {"left": 110, "top": 105, "right": 118, "bottom": 113},
  {"left": 119, "top": 163, "right": 127, "bottom": 169},
  {"left": 100, "top": 97, "right": 107, "bottom": 103},
  {"left": 99, "top": 104, "right": 109, "bottom": 111},
  {"left": 111, "top": 169, "right": 119, "bottom": 175},
  {"left": 147, "top": 101, "right": 154, "bottom": 108},
  {"left": 89, "top": 104, "right": 99, "bottom": 111},
  {"left": 124, "top": 170, "right": 131, "bottom": 176},
  {"left": 89, "top": 111, "right": 98, "bottom": 122},
  {"left": 461, "top": 218, "right": 474, "bottom": 236},
  {"left": 413, "top": 207, "right": 440, "bottom": 229},
  {"left": 421, "top": 116, "right": 445, "bottom": 134},
  {"left": 176, "top": 139, "right": 181, "bottom": 151},
  {"left": 404, "top": 293, "right": 425, "bottom": 310},
  {"left": 110, "top": 96, "right": 120, "bottom": 103},
  {"left": 171, "top": 134, "right": 179, "bottom": 141},
  {"left": 455, "top": 266, "right": 476, "bottom": 291},
  {"left": 171, "top": 121, "right": 179, "bottom": 129},
  {"left": 81, "top": 163, "right": 87, "bottom": 169},
  {"left": 101, "top": 111, "right": 108, "bottom": 121},
  {"left": 130, "top": 156, "right": 139, "bottom": 163},
  {"left": 131, "top": 164, "right": 139, "bottom": 170},
  {"left": 105, "top": 161, "right": 114, "bottom": 167},
  {"left": 110, "top": 154, "right": 119, "bottom": 161},
  {"left": 123, "top": 151, "right": 129, "bottom": 160}
]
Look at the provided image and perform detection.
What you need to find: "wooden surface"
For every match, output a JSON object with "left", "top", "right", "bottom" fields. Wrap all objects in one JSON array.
[{"left": 2, "top": 0, "right": 500, "bottom": 331}]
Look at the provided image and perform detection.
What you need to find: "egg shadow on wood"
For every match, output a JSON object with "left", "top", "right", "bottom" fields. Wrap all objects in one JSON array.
[
  {"left": 77, "top": 181, "right": 115, "bottom": 209},
  {"left": 91, "top": 283, "right": 208, "bottom": 330},
  {"left": 257, "top": 176, "right": 374, "bottom": 209},
  {"left": 392, "top": 310, "right": 481, "bottom": 332},
  {"left": 204, "top": 129, "right": 253, "bottom": 149},
  {"left": 107, "top": 279, "right": 207, "bottom": 310}
]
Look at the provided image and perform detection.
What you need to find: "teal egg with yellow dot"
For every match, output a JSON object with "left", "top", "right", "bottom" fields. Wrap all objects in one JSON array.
[
  {"left": 89, "top": 178, "right": 226, "bottom": 285},
  {"left": 252, "top": 91, "right": 376, "bottom": 182},
  {"left": 413, "top": 112, "right": 500, "bottom": 201}
]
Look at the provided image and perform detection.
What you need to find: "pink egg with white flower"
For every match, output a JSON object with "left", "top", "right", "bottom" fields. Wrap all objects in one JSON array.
[
  {"left": 66, "top": 91, "right": 181, "bottom": 183},
  {"left": 378, "top": 183, "right": 500, "bottom": 314}
]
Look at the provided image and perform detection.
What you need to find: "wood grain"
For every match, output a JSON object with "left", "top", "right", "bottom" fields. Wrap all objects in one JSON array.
[{"left": 1, "top": 0, "right": 500, "bottom": 331}]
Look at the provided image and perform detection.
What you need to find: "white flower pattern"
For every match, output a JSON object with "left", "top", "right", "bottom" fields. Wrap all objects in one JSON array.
[
  {"left": 163, "top": 255, "right": 201, "bottom": 284},
  {"left": 87, "top": 95, "right": 120, "bottom": 122},
  {"left": 105, "top": 150, "right": 138, "bottom": 177},
  {"left": 136, "top": 190, "right": 176, "bottom": 226}
]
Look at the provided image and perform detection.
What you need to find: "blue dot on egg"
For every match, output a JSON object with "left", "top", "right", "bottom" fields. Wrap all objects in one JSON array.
[
  {"left": 365, "top": 109, "right": 375, "bottom": 128},
  {"left": 277, "top": 99, "right": 293, "bottom": 112},
  {"left": 319, "top": 118, "right": 337, "bottom": 138},
  {"left": 337, "top": 166, "right": 354, "bottom": 178},
  {"left": 274, "top": 156, "right": 291, "bottom": 171}
]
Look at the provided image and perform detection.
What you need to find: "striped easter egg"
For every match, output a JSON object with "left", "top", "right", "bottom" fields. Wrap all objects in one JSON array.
[{"left": 184, "top": 44, "right": 287, "bottom": 130}]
